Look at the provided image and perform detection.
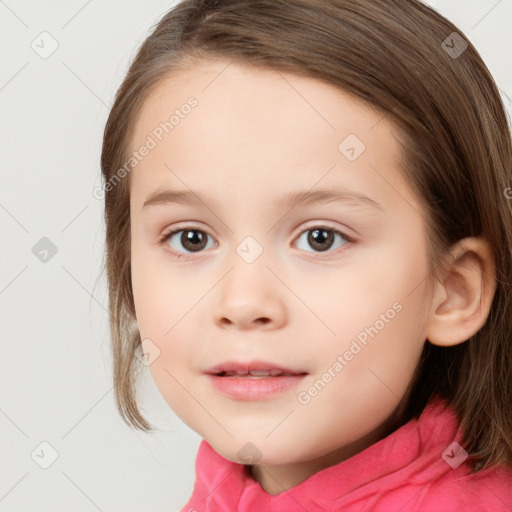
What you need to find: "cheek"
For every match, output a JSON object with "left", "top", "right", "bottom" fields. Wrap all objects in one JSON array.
[
  {"left": 134, "top": 270, "right": 199, "bottom": 416},
  {"left": 133, "top": 277, "right": 197, "bottom": 391},
  {"left": 131, "top": 249, "right": 203, "bottom": 387},
  {"left": 292, "top": 299, "right": 427, "bottom": 453},
  {"left": 131, "top": 237, "right": 190, "bottom": 338},
  {"left": 318, "top": 240, "right": 428, "bottom": 338},
  {"left": 308, "top": 233, "right": 429, "bottom": 390}
]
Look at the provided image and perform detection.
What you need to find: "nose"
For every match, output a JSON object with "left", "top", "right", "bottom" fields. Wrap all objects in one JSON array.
[{"left": 213, "top": 254, "right": 287, "bottom": 330}]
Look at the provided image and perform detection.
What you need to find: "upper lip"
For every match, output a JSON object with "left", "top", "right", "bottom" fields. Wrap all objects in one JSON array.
[{"left": 204, "top": 360, "right": 308, "bottom": 376}]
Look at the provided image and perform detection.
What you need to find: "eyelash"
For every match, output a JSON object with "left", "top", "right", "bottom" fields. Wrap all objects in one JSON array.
[{"left": 158, "top": 224, "right": 355, "bottom": 261}]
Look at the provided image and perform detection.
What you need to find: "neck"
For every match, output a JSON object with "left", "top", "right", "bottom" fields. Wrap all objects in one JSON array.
[{"left": 249, "top": 415, "right": 398, "bottom": 495}]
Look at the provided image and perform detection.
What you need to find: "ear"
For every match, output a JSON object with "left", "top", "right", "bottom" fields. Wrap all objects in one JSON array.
[{"left": 426, "top": 237, "right": 496, "bottom": 347}]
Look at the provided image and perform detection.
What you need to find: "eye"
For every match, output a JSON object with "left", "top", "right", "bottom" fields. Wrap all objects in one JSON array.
[
  {"left": 159, "top": 227, "right": 216, "bottom": 259},
  {"left": 294, "top": 225, "right": 353, "bottom": 255},
  {"left": 159, "top": 224, "right": 354, "bottom": 260}
]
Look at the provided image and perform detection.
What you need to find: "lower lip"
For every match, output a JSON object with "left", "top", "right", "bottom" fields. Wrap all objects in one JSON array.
[{"left": 206, "top": 374, "right": 308, "bottom": 400}]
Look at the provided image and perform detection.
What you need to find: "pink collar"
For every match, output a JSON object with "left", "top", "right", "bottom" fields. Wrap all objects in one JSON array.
[{"left": 181, "top": 396, "right": 485, "bottom": 510}]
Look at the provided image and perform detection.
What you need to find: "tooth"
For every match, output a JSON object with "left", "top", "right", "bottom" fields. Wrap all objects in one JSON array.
[{"left": 221, "top": 369, "right": 291, "bottom": 377}]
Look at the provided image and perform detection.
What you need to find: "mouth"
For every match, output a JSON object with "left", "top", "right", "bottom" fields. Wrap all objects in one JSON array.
[{"left": 204, "top": 360, "right": 308, "bottom": 400}]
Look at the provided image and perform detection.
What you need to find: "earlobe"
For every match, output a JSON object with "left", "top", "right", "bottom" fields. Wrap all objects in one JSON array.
[{"left": 426, "top": 237, "right": 496, "bottom": 347}]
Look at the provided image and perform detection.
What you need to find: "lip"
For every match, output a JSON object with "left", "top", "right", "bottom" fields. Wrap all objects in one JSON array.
[{"left": 203, "top": 360, "right": 308, "bottom": 401}]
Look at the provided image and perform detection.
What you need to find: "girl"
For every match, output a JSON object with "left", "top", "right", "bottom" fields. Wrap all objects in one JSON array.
[{"left": 100, "top": 0, "right": 512, "bottom": 510}]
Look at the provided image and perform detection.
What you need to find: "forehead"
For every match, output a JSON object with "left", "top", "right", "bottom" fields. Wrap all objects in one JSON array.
[
  {"left": 128, "top": 58, "right": 416, "bottom": 214},
  {"left": 130, "top": 58, "right": 386, "bottom": 149}
]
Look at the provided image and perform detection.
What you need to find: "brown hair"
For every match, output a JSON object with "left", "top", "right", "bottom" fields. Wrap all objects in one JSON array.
[{"left": 99, "top": 0, "right": 512, "bottom": 471}]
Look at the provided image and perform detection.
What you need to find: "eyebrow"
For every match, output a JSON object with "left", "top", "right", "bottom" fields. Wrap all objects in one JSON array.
[{"left": 142, "top": 187, "right": 384, "bottom": 212}]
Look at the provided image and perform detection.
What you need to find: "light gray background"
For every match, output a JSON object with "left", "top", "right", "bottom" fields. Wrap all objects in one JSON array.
[{"left": 0, "top": 1, "right": 511, "bottom": 511}]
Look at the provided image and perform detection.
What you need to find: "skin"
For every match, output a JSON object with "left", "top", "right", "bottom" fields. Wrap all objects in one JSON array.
[{"left": 128, "top": 58, "right": 496, "bottom": 495}]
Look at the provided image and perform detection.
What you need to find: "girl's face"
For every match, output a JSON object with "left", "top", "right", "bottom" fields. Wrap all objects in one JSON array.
[{"left": 129, "top": 58, "right": 432, "bottom": 482}]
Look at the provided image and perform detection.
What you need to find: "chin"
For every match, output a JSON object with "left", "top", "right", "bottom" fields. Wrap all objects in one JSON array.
[{"left": 206, "top": 435, "right": 305, "bottom": 467}]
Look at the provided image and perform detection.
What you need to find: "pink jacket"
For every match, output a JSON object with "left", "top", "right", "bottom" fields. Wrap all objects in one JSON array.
[{"left": 180, "top": 397, "right": 512, "bottom": 511}]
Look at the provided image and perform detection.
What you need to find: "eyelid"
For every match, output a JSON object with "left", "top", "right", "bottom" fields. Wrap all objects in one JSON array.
[
  {"left": 292, "top": 220, "right": 357, "bottom": 243},
  {"left": 159, "top": 221, "right": 356, "bottom": 244},
  {"left": 159, "top": 221, "right": 215, "bottom": 240}
]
